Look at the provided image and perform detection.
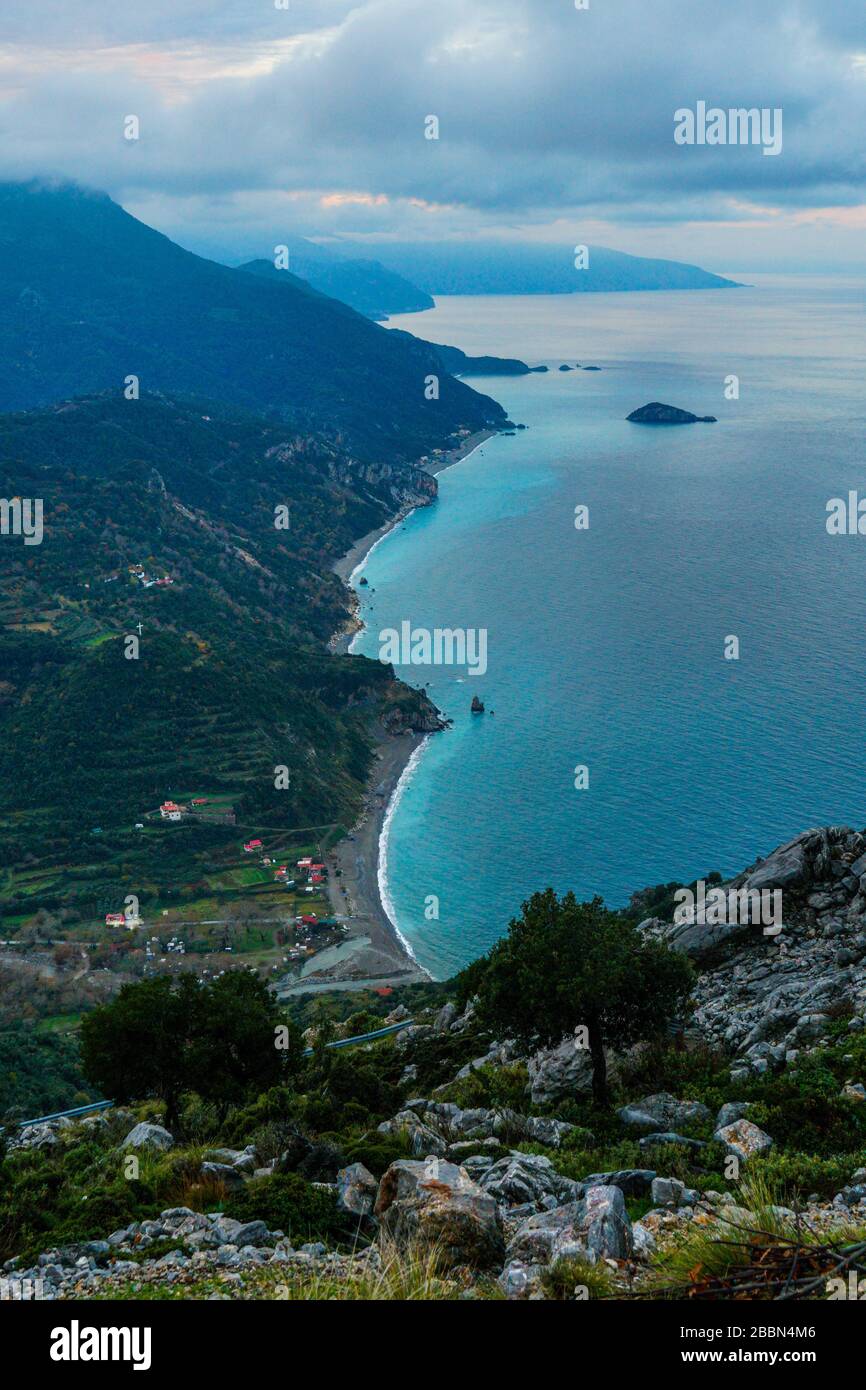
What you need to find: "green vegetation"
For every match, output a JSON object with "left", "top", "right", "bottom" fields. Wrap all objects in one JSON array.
[
  {"left": 0, "top": 1023, "right": 96, "bottom": 1117},
  {"left": 224, "top": 1172, "right": 354, "bottom": 1247},
  {"left": 0, "top": 182, "right": 503, "bottom": 459},
  {"left": 3, "top": 968, "right": 866, "bottom": 1292},
  {"left": 80, "top": 974, "right": 298, "bottom": 1128},
  {"left": 0, "top": 393, "right": 439, "bottom": 935},
  {"left": 461, "top": 890, "right": 694, "bottom": 1105}
]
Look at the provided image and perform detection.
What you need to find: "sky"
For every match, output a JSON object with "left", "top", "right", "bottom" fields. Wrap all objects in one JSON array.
[{"left": 1, "top": 0, "right": 865, "bottom": 273}]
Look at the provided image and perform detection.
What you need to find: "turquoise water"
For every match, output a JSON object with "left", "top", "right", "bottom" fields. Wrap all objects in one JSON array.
[{"left": 352, "top": 280, "right": 866, "bottom": 979}]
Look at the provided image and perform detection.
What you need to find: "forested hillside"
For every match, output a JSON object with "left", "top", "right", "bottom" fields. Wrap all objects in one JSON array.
[
  {"left": 0, "top": 182, "right": 505, "bottom": 460},
  {"left": 0, "top": 392, "right": 441, "bottom": 926}
]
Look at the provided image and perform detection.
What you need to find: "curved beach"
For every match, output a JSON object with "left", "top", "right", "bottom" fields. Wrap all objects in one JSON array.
[{"left": 324, "top": 427, "right": 497, "bottom": 984}]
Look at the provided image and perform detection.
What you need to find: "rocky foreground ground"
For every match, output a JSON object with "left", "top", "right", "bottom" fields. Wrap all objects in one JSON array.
[{"left": 6, "top": 823, "right": 866, "bottom": 1301}]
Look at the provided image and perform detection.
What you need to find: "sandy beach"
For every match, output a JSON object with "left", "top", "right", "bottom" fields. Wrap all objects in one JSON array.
[
  {"left": 318, "top": 425, "right": 499, "bottom": 986},
  {"left": 319, "top": 729, "right": 430, "bottom": 987}
]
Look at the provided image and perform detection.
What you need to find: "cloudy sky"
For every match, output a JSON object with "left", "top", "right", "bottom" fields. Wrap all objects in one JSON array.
[{"left": 1, "top": 0, "right": 865, "bottom": 272}]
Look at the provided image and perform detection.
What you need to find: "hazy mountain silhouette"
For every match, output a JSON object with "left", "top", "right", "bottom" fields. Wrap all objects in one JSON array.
[{"left": 0, "top": 181, "right": 503, "bottom": 460}]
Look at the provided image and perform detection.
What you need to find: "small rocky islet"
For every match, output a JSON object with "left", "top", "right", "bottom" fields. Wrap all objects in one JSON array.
[{"left": 627, "top": 401, "right": 717, "bottom": 424}]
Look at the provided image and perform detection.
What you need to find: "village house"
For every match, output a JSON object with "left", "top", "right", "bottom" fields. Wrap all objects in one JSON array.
[
  {"left": 244, "top": 838, "right": 263, "bottom": 853},
  {"left": 160, "top": 800, "right": 182, "bottom": 820}
]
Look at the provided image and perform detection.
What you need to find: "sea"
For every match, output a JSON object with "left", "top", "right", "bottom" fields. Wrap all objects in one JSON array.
[{"left": 348, "top": 276, "right": 866, "bottom": 980}]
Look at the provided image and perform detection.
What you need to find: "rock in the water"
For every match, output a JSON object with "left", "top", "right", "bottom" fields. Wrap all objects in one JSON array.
[
  {"left": 627, "top": 401, "right": 717, "bottom": 424},
  {"left": 375, "top": 1158, "right": 504, "bottom": 1270}
]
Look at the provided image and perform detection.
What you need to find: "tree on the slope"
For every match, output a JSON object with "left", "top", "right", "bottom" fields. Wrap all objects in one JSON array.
[{"left": 465, "top": 890, "right": 694, "bottom": 1107}]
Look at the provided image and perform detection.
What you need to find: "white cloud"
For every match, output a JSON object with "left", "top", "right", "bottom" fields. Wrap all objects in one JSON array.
[{"left": 1, "top": 0, "right": 865, "bottom": 267}]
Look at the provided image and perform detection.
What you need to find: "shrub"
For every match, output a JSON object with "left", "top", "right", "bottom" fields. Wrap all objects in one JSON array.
[
  {"left": 224, "top": 1173, "right": 353, "bottom": 1246},
  {"left": 750, "top": 1150, "right": 864, "bottom": 1202},
  {"left": 745, "top": 1056, "right": 866, "bottom": 1156},
  {"left": 445, "top": 1062, "right": 530, "bottom": 1113},
  {"left": 541, "top": 1254, "right": 614, "bottom": 1300},
  {"left": 340, "top": 1131, "right": 414, "bottom": 1178}
]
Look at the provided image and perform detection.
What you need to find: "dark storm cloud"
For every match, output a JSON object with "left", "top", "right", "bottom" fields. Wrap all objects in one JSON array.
[{"left": 1, "top": 0, "right": 865, "bottom": 249}]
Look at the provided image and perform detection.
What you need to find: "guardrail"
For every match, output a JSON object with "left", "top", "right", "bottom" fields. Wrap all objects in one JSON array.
[
  {"left": 7, "top": 1099, "right": 115, "bottom": 1131},
  {"left": 4, "top": 1020, "right": 414, "bottom": 1131},
  {"left": 301, "top": 1018, "right": 413, "bottom": 1055}
]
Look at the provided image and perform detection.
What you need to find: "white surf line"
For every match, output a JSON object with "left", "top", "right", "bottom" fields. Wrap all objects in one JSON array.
[{"left": 377, "top": 735, "right": 434, "bottom": 975}]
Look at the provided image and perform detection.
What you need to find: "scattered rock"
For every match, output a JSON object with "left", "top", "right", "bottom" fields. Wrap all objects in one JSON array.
[
  {"left": 375, "top": 1159, "right": 505, "bottom": 1270},
  {"left": 478, "top": 1152, "right": 580, "bottom": 1208},
  {"left": 121, "top": 1122, "right": 174, "bottom": 1153},
  {"left": 713, "top": 1118, "right": 773, "bottom": 1162},
  {"left": 336, "top": 1163, "right": 378, "bottom": 1217},
  {"left": 617, "top": 1093, "right": 711, "bottom": 1133},
  {"left": 526, "top": 1035, "right": 595, "bottom": 1105}
]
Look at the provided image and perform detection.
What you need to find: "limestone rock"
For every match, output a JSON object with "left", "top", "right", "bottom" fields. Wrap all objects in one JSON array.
[
  {"left": 121, "top": 1122, "right": 174, "bottom": 1153},
  {"left": 375, "top": 1158, "right": 504, "bottom": 1270},
  {"left": 336, "top": 1163, "right": 378, "bottom": 1217},
  {"left": 618, "top": 1093, "right": 711, "bottom": 1133},
  {"left": 526, "top": 1036, "right": 594, "bottom": 1105},
  {"left": 478, "top": 1152, "right": 580, "bottom": 1208},
  {"left": 713, "top": 1118, "right": 773, "bottom": 1161}
]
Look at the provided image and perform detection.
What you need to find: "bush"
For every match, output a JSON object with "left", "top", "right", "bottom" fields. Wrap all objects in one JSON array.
[
  {"left": 445, "top": 1062, "right": 530, "bottom": 1112},
  {"left": 339, "top": 1131, "right": 414, "bottom": 1179},
  {"left": 616, "top": 1041, "right": 731, "bottom": 1113},
  {"left": 402, "top": 1031, "right": 489, "bottom": 1096},
  {"left": 541, "top": 1254, "right": 614, "bottom": 1300},
  {"left": 745, "top": 1056, "right": 866, "bottom": 1156},
  {"left": 750, "top": 1150, "right": 865, "bottom": 1202},
  {"left": 224, "top": 1173, "right": 354, "bottom": 1246},
  {"left": 321, "top": 1052, "right": 402, "bottom": 1124},
  {"left": 271, "top": 1126, "right": 345, "bottom": 1182}
]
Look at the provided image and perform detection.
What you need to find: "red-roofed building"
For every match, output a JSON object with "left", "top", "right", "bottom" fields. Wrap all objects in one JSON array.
[
  {"left": 243, "top": 838, "right": 263, "bottom": 853},
  {"left": 105, "top": 913, "right": 125, "bottom": 926}
]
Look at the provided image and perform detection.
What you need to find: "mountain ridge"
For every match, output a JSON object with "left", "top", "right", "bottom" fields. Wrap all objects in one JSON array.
[
  {"left": 339, "top": 239, "right": 743, "bottom": 296},
  {"left": 0, "top": 180, "right": 504, "bottom": 461}
]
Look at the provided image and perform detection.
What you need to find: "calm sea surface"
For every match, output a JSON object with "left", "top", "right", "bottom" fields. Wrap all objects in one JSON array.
[{"left": 351, "top": 278, "right": 866, "bottom": 978}]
